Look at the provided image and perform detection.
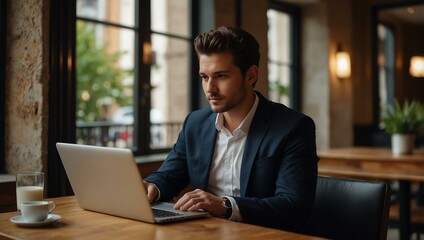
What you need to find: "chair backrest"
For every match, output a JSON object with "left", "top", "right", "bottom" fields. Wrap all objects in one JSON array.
[{"left": 304, "top": 176, "right": 391, "bottom": 240}]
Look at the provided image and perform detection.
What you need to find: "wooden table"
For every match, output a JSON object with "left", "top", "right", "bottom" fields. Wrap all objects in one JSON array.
[
  {"left": 0, "top": 196, "right": 324, "bottom": 240},
  {"left": 318, "top": 147, "right": 424, "bottom": 240}
]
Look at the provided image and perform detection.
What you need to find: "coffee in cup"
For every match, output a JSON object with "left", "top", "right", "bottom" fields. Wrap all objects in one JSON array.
[{"left": 20, "top": 201, "right": 56, "bottom": 222}]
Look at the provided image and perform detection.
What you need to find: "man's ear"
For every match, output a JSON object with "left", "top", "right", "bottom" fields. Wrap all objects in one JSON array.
[{"left": 246, "top": 65, "right": 259, "bottom": 85}]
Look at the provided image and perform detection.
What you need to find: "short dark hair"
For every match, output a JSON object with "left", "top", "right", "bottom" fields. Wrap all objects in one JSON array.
[{"left": 194, "top": 26, "right": 260, "bottom": 76}]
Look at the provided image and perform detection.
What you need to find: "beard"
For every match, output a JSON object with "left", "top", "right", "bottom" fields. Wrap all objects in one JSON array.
[{"left": 206, "top": 87, "right": 247, "bottom": 113}]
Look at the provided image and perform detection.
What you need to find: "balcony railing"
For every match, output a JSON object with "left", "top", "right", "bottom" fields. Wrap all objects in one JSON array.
[{"left": 76, "top": 121, "right": 182, "bottom": 149}]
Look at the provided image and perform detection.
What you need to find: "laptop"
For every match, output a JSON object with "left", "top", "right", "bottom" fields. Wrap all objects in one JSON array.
[{"left": 56, "top": 142, "right": 208, "bottom": 223}]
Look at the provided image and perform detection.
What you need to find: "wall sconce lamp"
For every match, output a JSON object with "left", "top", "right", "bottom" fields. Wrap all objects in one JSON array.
[
  {"left": 335, "top": 45, "right": 351, "bottom": 79},
  {"left": 143, "top": 41, "right": 153, "bottom": 65},
  {"left": 410, "top": 56, "right": 424, "bottom": 77}
]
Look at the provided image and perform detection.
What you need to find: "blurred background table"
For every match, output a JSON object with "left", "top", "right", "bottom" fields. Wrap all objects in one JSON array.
[{"left": 318, "top": 147, "right": 424, "bottom": 240}]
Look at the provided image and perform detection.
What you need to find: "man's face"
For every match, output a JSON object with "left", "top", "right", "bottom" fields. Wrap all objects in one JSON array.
[{"left": 199, "top": 52, "right": 250, "bottom": 113}]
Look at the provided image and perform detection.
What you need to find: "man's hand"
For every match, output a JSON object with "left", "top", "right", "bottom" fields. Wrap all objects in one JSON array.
[
  {"left": 143, "top": 181, "right": 158, "bottom": 203},
  {"left": 173, "top": 189, "right": 227, "bottom": 217}
]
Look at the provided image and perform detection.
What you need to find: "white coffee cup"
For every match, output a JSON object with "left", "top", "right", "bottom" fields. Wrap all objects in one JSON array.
[{"left": 20, "top": 201, "right": 56, "bottom": 222}]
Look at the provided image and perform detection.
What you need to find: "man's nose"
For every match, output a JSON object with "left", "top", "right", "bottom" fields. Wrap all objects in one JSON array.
[{"left": 205, "top": 79, "right": 216, "bottom": 92}]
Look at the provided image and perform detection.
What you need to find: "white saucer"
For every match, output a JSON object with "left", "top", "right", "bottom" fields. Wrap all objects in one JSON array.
[{"left": 10, "top": 214, "right": 61, "bottom": 227}]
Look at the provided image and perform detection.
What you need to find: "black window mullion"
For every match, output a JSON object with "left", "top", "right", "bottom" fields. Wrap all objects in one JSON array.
[
  {"left": 48, "top": 0, "right": 76, "bottom": 197},
  {"left": 76, "top": 16, "right": 138, "bottom": 31},
  {"left": 290, "top": 5, "right": 300, "bottom": 111},
  {"left": 134, "top": 0, "right": 152, "bottom": 155},
  {"left": 189, "top": 0, "right": 200, "bottom": 110}
]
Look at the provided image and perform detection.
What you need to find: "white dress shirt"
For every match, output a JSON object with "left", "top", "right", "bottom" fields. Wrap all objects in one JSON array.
[{"left": 208, "top": 94, "right": 259, "bottom": 221}]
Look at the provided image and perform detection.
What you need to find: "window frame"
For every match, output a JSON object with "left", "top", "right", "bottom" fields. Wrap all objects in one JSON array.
[
  {"left": 48, "top": 0, "right": 201, "bottom": 197},
  {"left": 142, "top": 0, "right": 197, "bottom": 154},
  {"left": 57, "top": 0, "right": 198, "bottom": 156},
  {"left": 75, "top": 1, "right": 146, "bottom": 153},
  {"left": 268, "top": 0, "right": 300, "bottom": 110},
  {"left": 371, "top": 1, "right": 424, "bottom": 130}
]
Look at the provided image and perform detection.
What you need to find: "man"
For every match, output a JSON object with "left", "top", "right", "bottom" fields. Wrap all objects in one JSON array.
[{"left": 144, "top": 26, "right": 318, "bottom": 232}]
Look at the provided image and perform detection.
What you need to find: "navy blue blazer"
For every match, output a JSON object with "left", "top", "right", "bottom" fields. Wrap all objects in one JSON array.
[{"left": 145, "top": 92, "right": 318, "bottom": 231}]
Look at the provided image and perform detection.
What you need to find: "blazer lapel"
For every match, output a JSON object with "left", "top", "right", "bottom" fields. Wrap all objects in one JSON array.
[
  {"left": 195, "top": 113, "right": 217, "bottom": 190},
  {"left": 240, "top": 94, "right": 271, "bottom": 196}
]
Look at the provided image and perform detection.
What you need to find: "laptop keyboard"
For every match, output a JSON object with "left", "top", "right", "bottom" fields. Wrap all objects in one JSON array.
[{"left": 152, "top": 208, "right": 183, "bottom": 218}]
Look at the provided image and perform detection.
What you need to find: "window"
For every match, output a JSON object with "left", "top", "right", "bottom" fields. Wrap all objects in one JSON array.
[
  {"left": 377, "top": 23, "right": 395, "bottom": 116},
  {"left": 75, "top": 0, "right": 192, "bottom": 154},
  {"left": 267, "top": 1, "right": 300, "bottom": 110},
  {"left": 150, "top": 0, "right": 191, "bottom": 150}
]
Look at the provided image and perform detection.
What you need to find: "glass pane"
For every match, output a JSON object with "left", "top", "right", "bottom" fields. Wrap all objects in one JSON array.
[
  {"left": 76, "top": 20, "right": 135, "bottom": 148},
  {"left": 150, "top": 33, "right": 189, "bottom": 149},
  {"left": 377, "top": 24, "right": 395, "bottom": 111},
  {"left": 77, "top": 0, "right": 135, "bottom": 28},
  {"left": 151, "top": 0, "right": 190, "bottom": 37},
  {"left": 267, "top": 9, "right": 292, "bottom": 106},
  {"left": 269, "top": 64, "right": 291, "bottom": 105}
]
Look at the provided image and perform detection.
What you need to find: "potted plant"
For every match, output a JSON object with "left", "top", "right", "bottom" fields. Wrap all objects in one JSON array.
[{"left": 380, "top": 99, "right": 424, "bottom": 155}]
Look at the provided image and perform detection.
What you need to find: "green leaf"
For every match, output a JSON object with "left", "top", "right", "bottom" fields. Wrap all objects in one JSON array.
[
  {"left": 380, "top": 99, "right": 424, "bottom": 134},
  {"left": 76, "top": 21, "right": 134, "bottom": 122}
]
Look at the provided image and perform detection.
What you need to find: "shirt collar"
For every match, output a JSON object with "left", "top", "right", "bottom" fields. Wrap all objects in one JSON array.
[{"left": 215, "top": 93, "right": 259, "bottom": 133}]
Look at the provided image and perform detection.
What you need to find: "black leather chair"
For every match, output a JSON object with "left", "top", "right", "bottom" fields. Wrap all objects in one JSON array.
[{"left": 304, "top": 176, "right": 391, "bottom": 240}]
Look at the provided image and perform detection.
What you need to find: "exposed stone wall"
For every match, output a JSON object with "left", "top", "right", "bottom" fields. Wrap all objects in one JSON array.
[
  {"left": 302, "top": 2, "right": 331, "bottom": 149},
  {"left": 5, "top": 0, "right": 49, "bottom": 174}
]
